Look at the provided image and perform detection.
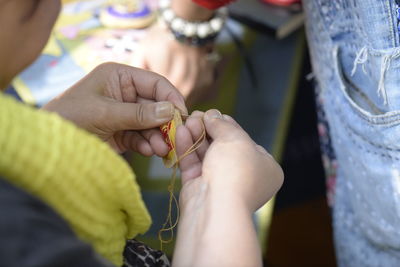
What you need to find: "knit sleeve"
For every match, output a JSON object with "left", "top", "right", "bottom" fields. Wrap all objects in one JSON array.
[
  {"left": 0, "top": 94, "right": 151, "bottom": 266},
  {"left": 192, "top": 0, "right": 234, "bottom": 9}
]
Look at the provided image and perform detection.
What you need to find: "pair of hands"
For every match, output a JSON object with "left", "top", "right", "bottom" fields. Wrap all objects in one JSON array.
[
  {"left": 45, "top": 62, "right": 282, "bottom": 207},
  {"left": 45, "top": 63, "right": 283, "bottom": 266}
]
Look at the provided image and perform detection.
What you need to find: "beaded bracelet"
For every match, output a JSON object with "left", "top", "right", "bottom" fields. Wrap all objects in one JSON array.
[{"left": 158, "top": 0, "right": 228, "bottom": 46}]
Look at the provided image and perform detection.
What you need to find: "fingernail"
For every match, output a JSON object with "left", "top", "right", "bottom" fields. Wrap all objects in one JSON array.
[
  {"left": 156, "top": 102, "right": 174, "bottom": 119},
  {"left": 205, "top": 109, "right": 222, "bottom": 120}
]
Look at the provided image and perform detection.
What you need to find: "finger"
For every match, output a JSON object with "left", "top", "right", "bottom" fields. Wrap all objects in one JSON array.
[
  {"left": 120, "top": 131, "right": 154, "bottom": 156},
  {"left": 188, "top": 110, "right": 212, "bottom": 143},
  {"left": 180, "top": 110, "right": 203, "bottom": 123},
  {"left": 203, "top": 109, "right": 247, "bottom": 142},
  {"left": 255, "top": 144, "right": 273, "bottom": 157},
  {"left": 106, "top": 101, "right": 174, "bottom": 131},
  {"left": 191, "top": 110, "right": 204, "bottom": 118},
  {"left": 185, "top": 116, "right": 209, "bottom": 160},
  {"left": 222, "top": 114, "right": 244, "bottom": 130},
  {"left": 176, "top": 125, "right": 202, "bottom": 184},
  {"left": 136, "top": 96, "right": 189, "bottom": 118},
  {"left": 104, "top": 63, "right": 187, "bottom": 114},
  {"left": 133, "top": 66, "right": 188, "bottom": 114},
  {"left": 140, "top": 129, "right": 169, "bottom": 157},
  {"left": 222, "top": 114, "right": 259, "bottom": 147},
  {"left": 136, "top": 96, "right": 154, "bottom": 104}
]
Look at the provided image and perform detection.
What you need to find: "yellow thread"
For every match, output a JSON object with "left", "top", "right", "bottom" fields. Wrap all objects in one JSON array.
[{"left": 158, "top": 123, "right": 206, "bottom": 250}]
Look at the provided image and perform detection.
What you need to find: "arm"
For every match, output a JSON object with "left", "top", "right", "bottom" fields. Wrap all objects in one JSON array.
[
  {"left": 173, "top": 110, "right": 284, "bottom": 266},
  {"left": 175, "top": 192, "right": 262, "bottom": 267}
]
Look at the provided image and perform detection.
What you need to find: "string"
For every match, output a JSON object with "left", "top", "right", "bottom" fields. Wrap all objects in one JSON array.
[
  {"left": 180, "top": 114, "right": 190, "bottom": 120},
  {"left": 158, "top": 123, "right": 206, "bottom": 250}
]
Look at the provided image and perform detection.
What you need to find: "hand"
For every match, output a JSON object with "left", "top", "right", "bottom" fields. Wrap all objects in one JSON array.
[
  {"left": 43, "top": 62, "right": 187, "bottom": 155},
  {"left": 133, "top": 25, "right": 217, "bottom": 106},
  {"left": 177, "top": 109, "right": 283, "bottom": 212},
  {"left": 173, "top": 110, "right": 284, "bottom": 267}
]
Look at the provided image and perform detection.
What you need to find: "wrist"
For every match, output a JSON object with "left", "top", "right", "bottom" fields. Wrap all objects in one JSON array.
[
  {"left": 158, "top": 0, "right": 227, "bottom": 47},
  {"left": 171, "top": 0, "right": 214, "bottom": 21},
  {"left": 175, "top": 186, "right": 257, "bottom": 267},
  {"left": 179, "top": 179, "right": 252, "bottom": 220},
  {"left": 178, "top": 182, "right": 253, "bottom": 238}
]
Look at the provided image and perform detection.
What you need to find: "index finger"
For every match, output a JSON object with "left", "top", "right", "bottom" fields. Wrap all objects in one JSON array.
[
  {"left": 176, "top": 125, "right": 202, "bottom": 184},
  {"left": 118, "top": 64, "right": 188, "bottom": 114}
]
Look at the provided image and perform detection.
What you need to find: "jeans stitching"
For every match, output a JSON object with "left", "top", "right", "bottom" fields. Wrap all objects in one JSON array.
[
  {"left": 385, "top": 0, "right": 397, "bottom": 47},
  {"left": 333, "top": 46, "right": 400, "bottom": 124},
  {"left": 328, "top": 88, "right": 400, "bottom": 154}
]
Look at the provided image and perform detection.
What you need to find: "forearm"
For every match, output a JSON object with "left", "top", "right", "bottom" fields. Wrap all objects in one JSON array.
[
  {"left": 173, "top": 189, "right": 262, "bottom": 267},
  {"left": 171, "top": 0, "right": 214, "bottom": 21}
]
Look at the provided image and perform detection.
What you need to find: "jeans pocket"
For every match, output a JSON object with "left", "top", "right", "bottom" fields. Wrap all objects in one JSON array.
[
  {"left": 328, "top": 46, "right": 400, "bottom": 249},
  {"left": 335, "top": 46, "right": 400, "bottom": 125}
]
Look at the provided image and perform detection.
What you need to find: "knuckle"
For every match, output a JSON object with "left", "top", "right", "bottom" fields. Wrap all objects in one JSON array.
[
  {"left": 159, "top": 76, "right": 171, "bottom": 85},
  {"left": 96, "top": 62, "right": 113, "bottom": 72},
  {"left": 98, "top": 61, "right": 117, "bottom": 69},
  {"left": 134, "top": 104, "right": 146, "bottom": 127},
  {"left": 96, "top": 62, "right": 126, "bottom": 75}
]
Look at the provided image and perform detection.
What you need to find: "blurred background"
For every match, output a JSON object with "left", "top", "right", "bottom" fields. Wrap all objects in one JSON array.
[{"left": 6, "top": 0, "right": 336, "bottom": 266}]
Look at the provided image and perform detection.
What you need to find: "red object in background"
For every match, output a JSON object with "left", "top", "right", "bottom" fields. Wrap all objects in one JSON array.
[
  {"left": 192, "top": 0, "right": 235, "bottom": 10},
  {"left": 261, "top": 0, "right": 301, "bottom": 6}
]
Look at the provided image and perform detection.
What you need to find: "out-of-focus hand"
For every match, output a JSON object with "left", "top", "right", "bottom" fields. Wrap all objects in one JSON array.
[
  {"left": 43, "top": 62, "right": 187, "bottom": 156},
  {"left": 133, "top": 25, "right": 217, "bottom": 106},
  {"left": 173, "top": 110, "right": 284, "bottom": 267}
]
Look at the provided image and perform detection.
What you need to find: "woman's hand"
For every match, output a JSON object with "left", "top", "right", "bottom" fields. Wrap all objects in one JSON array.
[
  {"left": 43, "top": 62, "right": 187, "bottom": 156},
  {"left": 173, "top": 110, "right": 284, "bottom": 267},
  {"left": 133, "top": 25, "right": 217, "bottom": 106},
  {"left": 177, "top": 109, "right": 283, "bottom": 212}
]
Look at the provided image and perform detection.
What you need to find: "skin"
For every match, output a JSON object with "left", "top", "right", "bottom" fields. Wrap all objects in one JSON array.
[
  {"left": 133, "top": 0, "right": 217, "bottom": 106},
  {"left": 0, "top": 0, "right": 187, "bottom": 157},
  {"left": 43, "top": 63, "right": 187, "bottom": 155},
  {"left": 0, "top": 0, "right": 61, "bottom": 88},
  {"left": 0, "top": 1, "right": 284, "bottom": 266},
  {"left": 171, "top": 0, "right": 214, "bottom": 21},
  {"left": 174, "top": 110, "right": 284, "bottom": 267}
]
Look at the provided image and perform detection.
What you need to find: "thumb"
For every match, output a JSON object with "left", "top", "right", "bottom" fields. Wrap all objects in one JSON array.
[
  {"left": 203, "top": 109, "right": 241, "bottom": 141},
  {"left": 107, "top": 101, "right": 174, "bottom": 131}
]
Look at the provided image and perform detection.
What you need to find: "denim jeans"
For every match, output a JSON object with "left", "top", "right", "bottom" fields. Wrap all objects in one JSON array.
[{"left": 304, "top": 0, "right": 400, "bottom": 266}]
